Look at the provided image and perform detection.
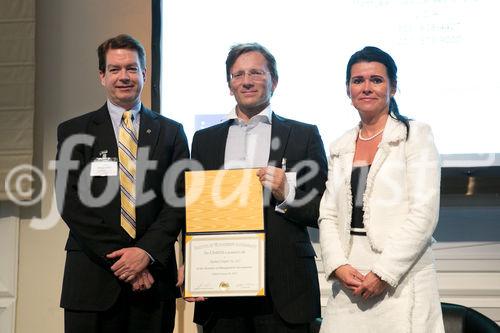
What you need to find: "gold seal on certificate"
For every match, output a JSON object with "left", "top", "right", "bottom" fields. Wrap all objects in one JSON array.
[{"left": 184, "top": 169, "right": 265, "bottom": 297}]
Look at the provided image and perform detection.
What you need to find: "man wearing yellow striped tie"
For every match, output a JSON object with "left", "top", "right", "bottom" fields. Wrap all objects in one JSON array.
[
  {"left": 56, "top": 34, "right": 189, "bottom": 333},
  {"left": 118, "top": 109, "right": 138, "bottom": 239}
]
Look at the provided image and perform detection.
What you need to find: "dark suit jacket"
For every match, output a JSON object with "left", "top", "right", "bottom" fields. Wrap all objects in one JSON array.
[
  {"left": 56, "top": 104, "right": 189, "bottom": 311},
  {"left": 191, "top": 113, "right": 327, "bottom": 325}
]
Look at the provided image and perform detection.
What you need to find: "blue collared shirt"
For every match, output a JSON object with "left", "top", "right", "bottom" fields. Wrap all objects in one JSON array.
[{"left": 107, "top": 100, "right": 141, "bottom": 143}]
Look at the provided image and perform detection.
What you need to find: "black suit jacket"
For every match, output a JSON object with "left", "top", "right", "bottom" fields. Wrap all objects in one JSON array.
[
  {"left": 191, "top": 113, "right": 327, "bottom": 325},
  {"left": 56, "top": 104, "right": 189, "bottom": 311}
]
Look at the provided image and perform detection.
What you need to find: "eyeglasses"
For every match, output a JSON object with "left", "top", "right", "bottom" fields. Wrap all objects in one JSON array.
[{"left": 230, "top": 69, "right": 269, "bottom": 82}]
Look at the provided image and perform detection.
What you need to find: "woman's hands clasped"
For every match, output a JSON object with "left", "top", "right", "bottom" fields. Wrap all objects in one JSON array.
[
  {"left": 352, "top": 271, "right": 388, "bottom": 300},
  {"left": 333, "top": 265, "right": 388, "bottom": 300},
  {"left": 333, "top": 264, "right": 364, "bottom": 290}
]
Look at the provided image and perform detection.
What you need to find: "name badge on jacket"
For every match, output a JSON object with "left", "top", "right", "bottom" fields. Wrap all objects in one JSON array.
[{"left": 90, "top": 150, "right": 118, "bottom": 177}]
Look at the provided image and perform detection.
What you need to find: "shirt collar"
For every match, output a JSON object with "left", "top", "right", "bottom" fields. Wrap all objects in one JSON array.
[
  {"left": 227, "top": 104, "right": 273, "bottom": 125},
  {"left": 107, "top": 100, "right": 141, "bottom": 120}
]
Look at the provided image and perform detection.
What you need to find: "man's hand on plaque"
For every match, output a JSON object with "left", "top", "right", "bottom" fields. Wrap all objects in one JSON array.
[{"left": 257, "top": 166, "right": 288, "bottom": 202}]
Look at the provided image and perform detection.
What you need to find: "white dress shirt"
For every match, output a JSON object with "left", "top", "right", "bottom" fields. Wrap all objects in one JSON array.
[{"left": 223, "top": 105, "right": 295, "bottom": 211}]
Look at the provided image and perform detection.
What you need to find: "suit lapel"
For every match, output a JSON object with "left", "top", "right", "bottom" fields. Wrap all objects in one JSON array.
[
  {"left": 87, "top": 104, "right": 122, "bottom": 233},
  {"left": 331, "top": 128, "right": 356, "bottom": 203},
  {"left": 365, "top": 116, "right": 405, "bottom": 193},
  {"left": 89, "top": 104, "right": 118, "bottom": 159},
  {"left": 138, "top": 106, "right": 160, "bottom": 159},
  {"left": 268, "top": 113, "right": 291, "bottom": 168},
  {"left": 213, "top": 120, "right": 232, "bottom": 168}
]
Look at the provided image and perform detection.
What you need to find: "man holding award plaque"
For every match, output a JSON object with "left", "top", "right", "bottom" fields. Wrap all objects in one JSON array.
[{"left": 187, "top": 43, "right": 328, "bottom": 332}]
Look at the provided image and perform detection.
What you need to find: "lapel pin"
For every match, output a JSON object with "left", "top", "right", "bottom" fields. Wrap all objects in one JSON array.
[{"left": 146, "top": 129, "right": 152, "bottom": 134}]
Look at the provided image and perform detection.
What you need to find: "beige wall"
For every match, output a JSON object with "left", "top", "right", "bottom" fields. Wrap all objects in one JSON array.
[{"left": 16, "top": 1, "right": 194, "bottom": 332}]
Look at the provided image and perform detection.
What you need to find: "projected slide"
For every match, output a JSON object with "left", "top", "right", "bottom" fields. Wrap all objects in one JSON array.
[{"left": 161, "top": 0, "right": 498, "bottom": 165}]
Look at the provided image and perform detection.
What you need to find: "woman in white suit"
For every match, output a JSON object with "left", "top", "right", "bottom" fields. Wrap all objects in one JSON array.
[{"left": 319, "top": 46, "right": 444, "bottom": 332}]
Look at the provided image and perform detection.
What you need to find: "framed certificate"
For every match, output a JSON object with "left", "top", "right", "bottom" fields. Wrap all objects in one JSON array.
[{"left": 184, "top": 233, "right": 265, "bottom": 297}]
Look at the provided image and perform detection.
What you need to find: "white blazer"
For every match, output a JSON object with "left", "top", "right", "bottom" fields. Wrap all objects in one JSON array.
[{"left": 319, "top": 116, "right": 440, "bottom": 287}]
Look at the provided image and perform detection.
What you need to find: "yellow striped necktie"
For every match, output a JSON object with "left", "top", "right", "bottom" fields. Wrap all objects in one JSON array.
[{"left": 118, "top": 111, "right": 137, "bottom": 238}]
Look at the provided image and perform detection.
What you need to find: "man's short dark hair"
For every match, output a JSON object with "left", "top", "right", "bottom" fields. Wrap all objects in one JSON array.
[
  {"left": 97, "top": 34, "right": 146, "bottom": 72},
  {"left": 225, "top": 43, "right": 278, "bottom": 84}
]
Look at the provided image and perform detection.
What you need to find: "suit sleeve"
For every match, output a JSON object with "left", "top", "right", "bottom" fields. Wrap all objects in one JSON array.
[
  {"left": 56, "top": 123, "right": 129, "bottom": 269},
  {"left": 135, "top": 123, "right": 190, "bottom": 267},
  {"left": 371, "top": 123, "right": 441, "bottom": 287},
  {"left": 283, "top": 125, "right": 328, "bottom": 228},
  {"left": 318, "top": 154, "right": 349, "bottom": 280}
]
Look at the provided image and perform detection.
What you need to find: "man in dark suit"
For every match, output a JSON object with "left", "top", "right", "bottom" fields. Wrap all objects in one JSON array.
[
  {"left": 55, "top": 34, "right": 189, "bottom": 333},
  {"left": 189, "top": 43, "right": 328, "bottom": 332}
]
